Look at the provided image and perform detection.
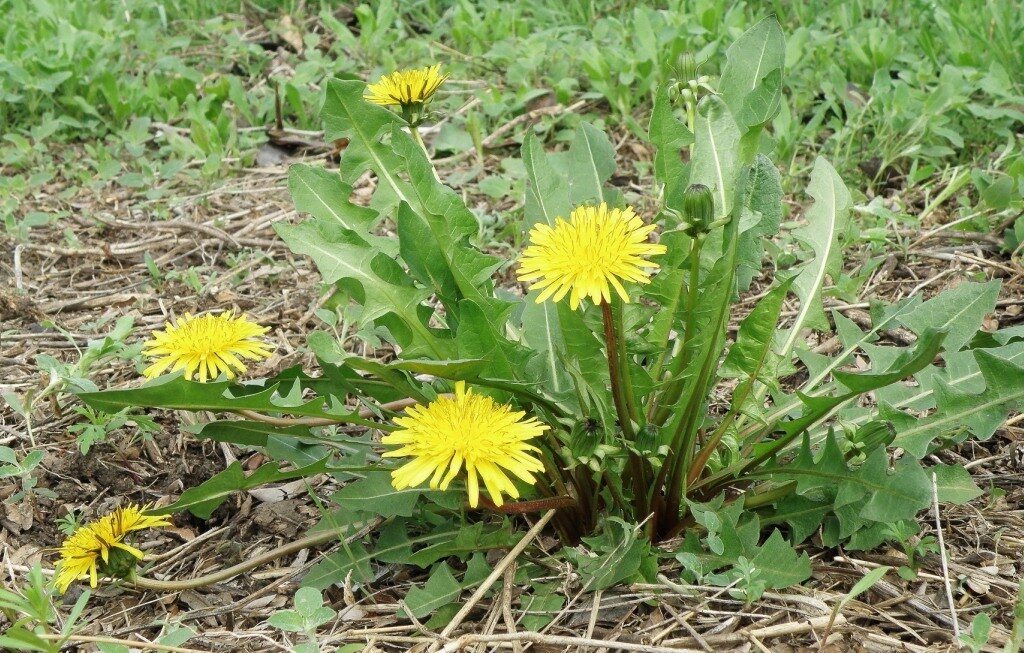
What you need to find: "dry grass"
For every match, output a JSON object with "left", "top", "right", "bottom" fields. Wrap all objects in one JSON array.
[{"left": 3, "top": 125, "right": 1024, "bottom": 652}]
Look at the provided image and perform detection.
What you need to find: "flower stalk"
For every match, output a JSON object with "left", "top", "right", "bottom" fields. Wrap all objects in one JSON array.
[
  {"left": 601, "top": 299, "right": 635, "bottom": 440},
  {"left": 601, "top": 299, "right": 650, "bottom": 517},
  {"left": 650, "top": 233, "right": 703, "bottom": 426},
  {"left": 132, "top": 519, "right": 383, "bottom": 592}
]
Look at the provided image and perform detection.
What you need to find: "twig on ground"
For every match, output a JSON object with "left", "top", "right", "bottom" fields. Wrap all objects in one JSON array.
[
  {"left": 499, "top": 562, "right": 523, "bottom": 653},
  {"left": 932, "top": 471, "right": 962, "bottom": 642},
  {"left": 434, "top": 100, "right": 588, "bottom": 165},
  {"left": 132, "top": 517, "right": 382, "bottom": 592},
  {"left": 36, "top": 633, "right": 208, "bottom": 653},
  {"left": 436, "top": 632, "right": 704, "bottom": 653},
  {"left": 434, "top": 509, "right": 557, "bottom": 646}
]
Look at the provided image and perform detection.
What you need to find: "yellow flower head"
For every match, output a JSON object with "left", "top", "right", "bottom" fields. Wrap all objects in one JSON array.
[
  {"left": 54, "top": 504, "right": 171, "bottom": 593},
  {"left": 142, "top": 312, "right": 273, "bottom": 383},
  {"left": 381, "top": 382, "right": 548, "bottom": 508},
  {"left": 364, "top": 64, "right": 448, "bottom": 108},
  {"left": 517, "top": 203, "right": 667, "bottom": 310}
]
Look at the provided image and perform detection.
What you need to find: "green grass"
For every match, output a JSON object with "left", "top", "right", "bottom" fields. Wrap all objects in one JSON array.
[{"left": 1, "top": 0, "right": 1022, "bottom": 241}]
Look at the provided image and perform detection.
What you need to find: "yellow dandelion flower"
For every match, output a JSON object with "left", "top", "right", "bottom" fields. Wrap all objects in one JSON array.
[
  {"left": 142, "top": 312, "right": 273, "bottom": 383},
  {"left": 364, "top": 64, "right": 448, "bottom": 108},
  {"left": 517, "top": 203, "right": 667, "bottom": 310},
  {"left": 54, "top": 504, "right": 171, "bottom": 593},
  {"left": 381, "top": 382, "right": 548, "bottom": 508}
]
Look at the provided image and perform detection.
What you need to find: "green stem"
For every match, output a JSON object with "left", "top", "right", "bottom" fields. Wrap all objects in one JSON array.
[
  {"left": 133, "top": 519, "right": 382, "bottom": 592},
  {"left": 686, "top": 375, "right": 760, "bottom": 486},
  {"left": 537, "top": 444, "right": 572, "bottom": 500},
  {"left": 613, "top": 300, "right": 641, "bottom": 425},
  {"left": 744, "top": 481, "right": 798, "bottom": 511},
  {"left": 408, "top": 124, "right": 430, "bottom": 159},
  {"left": 651, "top": 235, "right": 702, "bottom": 426},
  {"left": 601, "top": 469, "right": 630, "bottom": 515}
]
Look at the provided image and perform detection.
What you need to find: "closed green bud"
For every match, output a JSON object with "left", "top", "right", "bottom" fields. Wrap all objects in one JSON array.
[
  {"left": 853, "top": 420, "right": 896, "bottom": 451},
  {"left": 635, "top": 424, "right": 659, "bottom": 454},
  {"left": 675, "top": 53, "right": 698, "bottom": 87},
  {"left": 683, "top": 183, "right": 715, "bottom": 233},
  {"left": 98, "top": 546, "right": 140, "bottom": 580},
  {"left": 570, "top": 418, "right": 602, "bottom": 458}
]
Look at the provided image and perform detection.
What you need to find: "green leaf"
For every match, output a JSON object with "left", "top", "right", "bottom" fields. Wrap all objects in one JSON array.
[
  {"left": 832, "top": 328, "right": 946, "bottom": 393},
  {"left": 896, "top": 280, "right": 1000, "bottom": 353},
  {"left": 0, "top": 628, "right": 52, "bottom": 652},
  {"left": 763, "top": 495, "right": 831, "bottom": 543},
  {"left": 721, "top": 280, "right": 792, "bottom": 403},
  {"left": 320, "top": 79, "right": 413, "bottom": 213},
  {"left": 690, "top": 95, "right": 741, "bottom": 221},
  {"left": 658, "top": 203, "right": 742, "bottom": 432},
  {"left": 718, "top": 16, "right": 786, "bottom": 129},
  {"left": 781, "top": 157, "right": 852, "bottom": 351},
  {"left": 302, "top": 521, "right": 507, "bottom": 589},
  {"left": 645, "top": 231, "right": 691, "bottom": 353},
  {"left": 736, "top": 154, "right": 783, "bottom": 292},
  {"left": 391, "top": 128, "right": 504, "bottom": 316},
  {"left": 567, "top": 121, "right": 616, "bottom": 206},
  {"left": 847, "top": 339, "right": 1024, "bottom": 437},
  {"left": 649, "top": 86, "right": 693, "bottom": 209},
  {"left": 331, "top": 472, "right": 455, "bottom": 518},
  {"left": 557, "top": 301, "right": 614, "bottom": 423},
  {"left": 522, "top": 131, "right": 572, "bottom": 225},
  {"left": 802, "top": 297, "right": 922, "bottom": 393},
  {"left": 768, "top": 432, "right": 932, "bottom": 524},
  {"left": 678, "top": 497, "right": 761, "bottom": 574},
  {"left": 887, "top": 350, "right": 1024, "bottom": 456},
  {"left": 155, "top": 458, "right": 329, "bottom": 518},
  {"left": 857, "top": 450, "right": 932, "bottom": 522},
  {"left": 456, "top": 299, "right": 531, "bottom": 382},
  {"left": 424, "top": 603, "right": 462, "bottom": 630},
  {"left": 192, "top": 419, "right": 307, "bottom": 448},
  {"left": 302, "top": 540, "right": 376, "bottom": 588},
  {"left": 79, "top": 375, "right": 362, "bottom": 424},
  {"left": 156, "top": 625, "right": 195, "bottom": 648},
  {"left": 407, "top": 521, "right": 520, "bottom": 567},
  {"left": 520, "top": 294, "right": 572, "bottom": 396},
  {"left": 564, "top": 518, "right": 655, "bottom": 591},
  {"left": 828, "top": 564, "right": 891, "bottom": 633},
  {"left": 931, "top": 464, "right": 983, "bottom": 504},
  {"left": 402, "top": 563, "right": 462, "bottom": 619},
  {"left": 520, "top": 132, "right": 578, "bottom": 396},
  {"left": 294, "top": 586, "right": 331, "bottom": 621},
  {"left": 519, "top": 584, "right": 565, "bottom": 631},
  {"left": 397, "top": 201, "right": 460, "bottom": 311},
  {"left": 267, "top": 610, "right": 305, "bottom": 633},
  {"left": 276, "top": 219, "right": 451, "bottom": 358},
  {"left": 288, "top": 163, "right": 380, "bottom": 246},
  {"left": 749, "top": 530, "right": 811, "bottom": 588}
]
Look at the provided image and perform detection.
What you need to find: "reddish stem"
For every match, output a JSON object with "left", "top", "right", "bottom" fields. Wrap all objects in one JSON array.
[{"left": 477, "top": 495, "right": 578, "bottom": 514}]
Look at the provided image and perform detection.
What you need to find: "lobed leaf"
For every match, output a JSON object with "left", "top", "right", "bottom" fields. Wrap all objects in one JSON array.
[
  {"left": 154, "top": 458, "right": 330, "bottom": 518},
  {"left": 886, "top": 349, "right": 1024, "bottom": 456}
]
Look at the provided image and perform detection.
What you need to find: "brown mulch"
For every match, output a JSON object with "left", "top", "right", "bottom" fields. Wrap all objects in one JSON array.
[{"left": 2, "top": 136, "right": 1024, "bottom": 652}]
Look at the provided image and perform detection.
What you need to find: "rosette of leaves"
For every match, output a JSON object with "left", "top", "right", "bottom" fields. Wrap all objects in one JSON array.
[{"left": 79, "top": 18, "right": 1005, "bottom": 611}]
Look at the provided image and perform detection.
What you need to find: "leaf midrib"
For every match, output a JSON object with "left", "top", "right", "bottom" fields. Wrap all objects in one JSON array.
[{"left": 331, "top": 84, "right": 411, "bottom": 207}]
